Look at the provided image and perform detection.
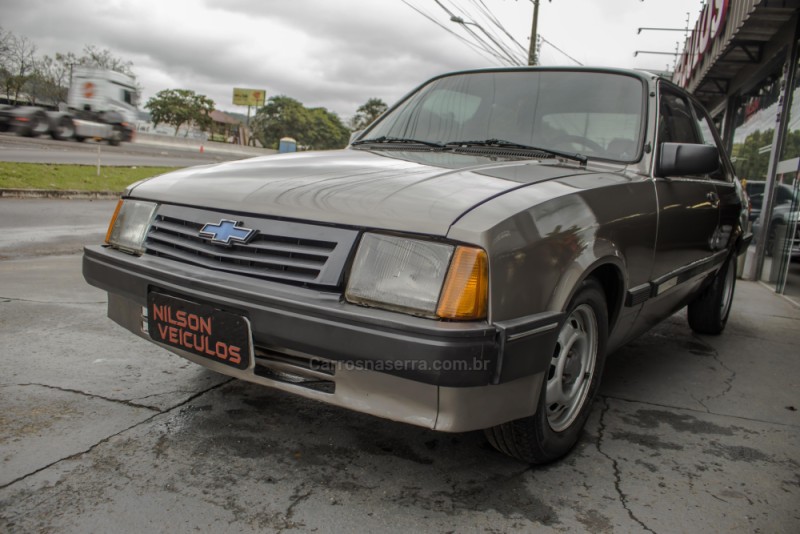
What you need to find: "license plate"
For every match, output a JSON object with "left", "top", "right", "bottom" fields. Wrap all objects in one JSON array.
[{"left": 147, "top": 292, "right": 251, "bottom": 370}]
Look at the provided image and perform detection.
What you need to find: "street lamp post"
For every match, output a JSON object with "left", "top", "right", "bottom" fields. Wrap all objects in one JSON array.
[{"left": 450, "top": 16, "right": 522, "bottom": 66}]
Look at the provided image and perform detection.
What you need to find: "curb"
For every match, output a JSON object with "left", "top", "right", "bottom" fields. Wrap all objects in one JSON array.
[{"left": 0, "top": 189, "right": 120, "bottom": 200}]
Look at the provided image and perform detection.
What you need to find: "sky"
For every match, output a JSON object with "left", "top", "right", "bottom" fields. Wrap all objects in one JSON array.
[{"left": 1, "top": 0, "right": 703, "bottom": 120}]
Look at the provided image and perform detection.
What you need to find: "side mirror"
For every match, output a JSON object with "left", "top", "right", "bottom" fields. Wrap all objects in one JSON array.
[{"left": 657, "top": 142, "right": 719, "bottom": 177}]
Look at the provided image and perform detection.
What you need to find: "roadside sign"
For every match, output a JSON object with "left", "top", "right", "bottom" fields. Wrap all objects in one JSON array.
[{"left": 233, "top": 88, "right": 266, "bottom": 107}]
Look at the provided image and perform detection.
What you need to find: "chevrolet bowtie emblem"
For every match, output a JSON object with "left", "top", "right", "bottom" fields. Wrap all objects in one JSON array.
[{"left": 199, "top": 219, "right": 257, "bottom": 245}]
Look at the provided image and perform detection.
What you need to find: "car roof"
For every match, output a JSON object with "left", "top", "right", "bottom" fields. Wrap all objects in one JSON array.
[{"left": 428, "top": 66, "right": 656, "bottom": 85}]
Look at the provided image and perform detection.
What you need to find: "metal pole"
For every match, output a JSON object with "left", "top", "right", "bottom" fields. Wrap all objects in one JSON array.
[
  {"left": 528, "top": 0, "right": 539, "bottom": 65},
  {"left": 751, "top": 25, "right": 800, "bottom": 281}
]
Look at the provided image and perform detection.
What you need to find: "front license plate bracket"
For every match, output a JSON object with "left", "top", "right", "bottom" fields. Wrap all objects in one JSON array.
[{"left": 146, "top": 291, "right": 252, "bottom": 370}]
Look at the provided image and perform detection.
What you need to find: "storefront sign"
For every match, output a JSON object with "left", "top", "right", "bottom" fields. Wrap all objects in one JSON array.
[{"left": 674, "top": 0, "right": 730, "bottom": 88}]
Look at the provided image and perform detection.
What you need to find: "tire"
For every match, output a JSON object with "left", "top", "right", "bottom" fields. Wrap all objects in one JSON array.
[
  {"left": 484, "top": 278, "right": 608, "bottom": 464},
  {"left": 687, "top": 253, "right": 736, "bottom": 335},
  {"left": 50, "top": 117, "right": 75, "bottom": 141},
  {"left": 108, "top": 125, "right": 123, "bottom": 146},
  {"left": 13, "top": 111, "right": 45, "bottom": 137}
]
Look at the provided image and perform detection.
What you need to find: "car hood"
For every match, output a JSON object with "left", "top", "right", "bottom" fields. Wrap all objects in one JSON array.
[{"left": 130, "top": 148, "right": 593, "bottom": 235}]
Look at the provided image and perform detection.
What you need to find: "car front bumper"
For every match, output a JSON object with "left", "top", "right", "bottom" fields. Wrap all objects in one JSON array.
[{"left": 83, "top": 245, "right": 562, "bottom": 432}]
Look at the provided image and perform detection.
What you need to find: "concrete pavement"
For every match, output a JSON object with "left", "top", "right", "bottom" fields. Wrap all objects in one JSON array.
[{"left": 0, "top": 249, "right": 797, "bottom": 532}]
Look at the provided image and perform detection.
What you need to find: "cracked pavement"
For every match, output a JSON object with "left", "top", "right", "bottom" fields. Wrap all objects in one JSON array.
[{"left": 1, "top": 198, "right": 799, "bottom": 533}]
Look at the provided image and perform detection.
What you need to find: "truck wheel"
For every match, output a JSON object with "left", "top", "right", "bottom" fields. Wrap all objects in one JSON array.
[
  {"left": 108, "top": 125, "right": 123, "bottom": 146},
  {"left": 50, "top": 117, "right": 75, "bottom": 141},
  {"left": 688, "top": 253, "right": 736, "bottom": 335},
  {"left": 484, "top": 278, "right": 608, "bottom": 464},
  {"left": 15, "top": 110, "right": 49, "bottom": 137}
]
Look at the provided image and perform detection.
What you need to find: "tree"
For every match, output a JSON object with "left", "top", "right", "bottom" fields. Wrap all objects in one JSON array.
[
  {"left": 77, "top": 45, "right": 135, "bottom": 77},
  {"left": 731, "top": 129, "right": 773, "bottom": 182},
  {"left": 251, "top": 95, "right": 350, "bottom": 150},
  {"left": 26, "top": 54, "right": 70, "bottom": 106},
  {"left": 0, "top": 30, "right": 37, "bottom": 103},
  {"left": 307, "top": 107, "right": 350, "bottom": 149},
  {"left": 349, "top": 97, "right": 388, "bottom": 131},
  {"left": 145, "top": 89, "right": 215, "bottom": 136},
  {"left": 0, "top": 29, "right": 140, "bottom": 106}
]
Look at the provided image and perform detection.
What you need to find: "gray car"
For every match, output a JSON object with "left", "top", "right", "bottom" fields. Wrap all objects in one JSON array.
[{"left": 83, "top": 67, "right": 749, "bottom": 464}]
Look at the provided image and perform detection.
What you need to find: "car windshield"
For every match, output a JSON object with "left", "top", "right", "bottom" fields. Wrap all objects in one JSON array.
[{"left": 361, "top": 70, "right": 645, "bottom": 162}]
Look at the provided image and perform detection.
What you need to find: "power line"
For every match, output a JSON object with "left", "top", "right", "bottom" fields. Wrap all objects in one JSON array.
[
  {"left": 538, "top": 34, "right": 583, "bottom": 66},
  {"left": 470, "top": 0, "right": 528, "bottom": 54},
  {"left": 402, "top": 0, "right": 536, "bottom": 68},
  {"left": 400, "top": 0, "right": 510, "bottom": 65},
  {"left": 453, "top": 0, "right": 525, "bottom": 61},
  {"left": 433, "top": 0, "right": 521, "bottom": 65}
]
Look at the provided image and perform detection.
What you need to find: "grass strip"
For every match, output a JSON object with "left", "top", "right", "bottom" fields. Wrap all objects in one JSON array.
[{"left": 0, "top": 162, "right": 179, "bottom": 192}]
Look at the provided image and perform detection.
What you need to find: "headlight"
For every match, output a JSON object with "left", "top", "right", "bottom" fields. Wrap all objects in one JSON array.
[
  {"left": 105, "top": 199, "right": 157, "bottom": 255},
  {"left": 345, "top": 233, "right": 488, "bottom": 320}
]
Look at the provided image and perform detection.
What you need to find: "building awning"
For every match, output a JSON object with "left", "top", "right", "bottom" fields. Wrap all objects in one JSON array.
[{"left": 675, "top": 0, "right": 800, "bottom": 113}]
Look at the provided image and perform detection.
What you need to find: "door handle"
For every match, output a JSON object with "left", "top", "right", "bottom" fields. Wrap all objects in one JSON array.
[{"left": 706, "top": 191, "right": 720, "bottom": 208}]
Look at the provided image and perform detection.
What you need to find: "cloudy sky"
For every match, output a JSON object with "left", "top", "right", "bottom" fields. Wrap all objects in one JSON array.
[{"left": 1, "top": 0, "right": 702, "bottom": 119}]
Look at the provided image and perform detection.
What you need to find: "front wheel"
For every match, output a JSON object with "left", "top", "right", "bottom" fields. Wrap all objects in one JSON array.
[
  {"left": 687, "top": 253, "right": 736, "bottom": 335},
  {"left": 484, "top": 278, "right": 608, "bottom": 464}
]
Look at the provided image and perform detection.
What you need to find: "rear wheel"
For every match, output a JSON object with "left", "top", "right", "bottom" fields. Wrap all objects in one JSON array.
[
  {"left": 688, "top": 253, "right": 736, "bottom": 335},
  {"left": 15, "top": 110, "right": 49, "bottom": 137},
  {"left": 108, "top": 125, "right": 123, "bottom": 146},
  {"left": 484, "top": 278, "right": 608, "bottom": 464},
  {"left": 50, "top": 116, "right": 75, "bottom": 141}
]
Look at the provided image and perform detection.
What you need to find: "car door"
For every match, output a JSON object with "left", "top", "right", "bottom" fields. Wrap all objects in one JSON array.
[
  {"left": 691, "top": 100, "right": 741, "bottom": 257},
  {"left": 645, "top": 86, "right": 722, "bottom": 317}
]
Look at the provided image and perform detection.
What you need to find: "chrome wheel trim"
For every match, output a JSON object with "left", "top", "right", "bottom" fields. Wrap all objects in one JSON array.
[{"left": 546, "top": 303, "right": 598, "bottom": 432}]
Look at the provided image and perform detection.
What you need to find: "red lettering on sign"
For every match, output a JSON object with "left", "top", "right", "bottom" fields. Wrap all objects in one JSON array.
[
  {"left": 674, "top": 0, "right": 729, "bottom": 88},
  {"left": 150, "top": 300, "right": 243, "bottom": 366},
  {"left": 228, "top": 346, "right": 241, "bottom": 365}
]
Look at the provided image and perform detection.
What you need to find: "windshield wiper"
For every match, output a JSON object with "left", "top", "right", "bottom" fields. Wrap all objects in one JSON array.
[
  {"left": 351, "top": 136, "right": 445, "bottom": 149},
  {"left": 445, "top": 139, "right": 588, "bottom": 164}
]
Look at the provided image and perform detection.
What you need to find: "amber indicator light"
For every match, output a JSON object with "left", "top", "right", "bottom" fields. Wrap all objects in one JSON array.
[
  {"left": 437, "top": 246, "right": 488, "bottom": 320},
  {"left": 105, "top": 199, "right": 124, "bottom": 244}
]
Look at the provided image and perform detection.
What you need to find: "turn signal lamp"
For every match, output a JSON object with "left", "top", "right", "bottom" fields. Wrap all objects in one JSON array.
[
  {"left": 105, "top": 199, "right": 124, "bottom": 244},
  {"left": 437, "top": 246, "right": 488, "bottom": 320}
]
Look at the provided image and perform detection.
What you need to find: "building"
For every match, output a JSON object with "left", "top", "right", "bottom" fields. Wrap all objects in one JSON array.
[{"left": 674, "top": 0, "right": 800, "bottom": 304}]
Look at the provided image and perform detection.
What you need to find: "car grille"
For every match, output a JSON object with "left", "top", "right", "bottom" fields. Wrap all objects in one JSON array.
[{"left": 145, "top": 204, "right": 359, "bottom": 289}]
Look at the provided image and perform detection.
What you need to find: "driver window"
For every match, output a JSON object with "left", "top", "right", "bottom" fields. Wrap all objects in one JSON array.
[
  {"left": 658, "top": 91, "right": 700, "bottom": 144},
  {"left": 692, "top": 103, "right": 728, "bottom": 182}
]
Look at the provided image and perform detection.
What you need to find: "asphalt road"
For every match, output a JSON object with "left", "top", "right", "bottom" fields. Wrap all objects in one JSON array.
[
  {"left": 1, "top": 199, "right": 799, "bottom": 533},
  {"left": 0, "top": 132, "right": 243, "bottom": 167}
]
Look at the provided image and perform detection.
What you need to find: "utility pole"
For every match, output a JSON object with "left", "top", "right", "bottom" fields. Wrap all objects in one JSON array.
[{"left": 528, "top": 0, "right": 540, "bottom": 65}]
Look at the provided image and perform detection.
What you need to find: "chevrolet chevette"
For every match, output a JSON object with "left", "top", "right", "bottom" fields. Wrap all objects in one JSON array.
[{"left": 83, "top": 67, "right": 749, "bottom": 463}]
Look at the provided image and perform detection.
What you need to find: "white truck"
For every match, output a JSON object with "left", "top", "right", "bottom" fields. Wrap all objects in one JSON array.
[{"left": 0, "top": 67, "right": 139, "bottom": 145}]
